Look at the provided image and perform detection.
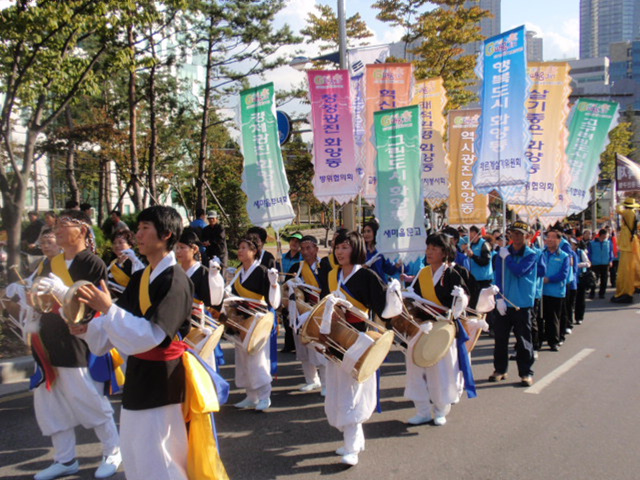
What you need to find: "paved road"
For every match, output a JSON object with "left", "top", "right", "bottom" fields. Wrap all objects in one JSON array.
[{"left": 1, "top": 288, "right": 640, "bottom": 480}]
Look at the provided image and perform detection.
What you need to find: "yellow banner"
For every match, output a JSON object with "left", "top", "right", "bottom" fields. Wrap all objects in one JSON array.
[
  {"left": 447, "top": 109, "right": 489, "bottom": 226},
  {"left": 363, "top": 63, "right": 414, "bottom": 203},
  {"left": 411, "top": 77, "right": 449, "bottom": 208},
  {"left": 510, "top": 62, "right": 572, "bottom": 219}
]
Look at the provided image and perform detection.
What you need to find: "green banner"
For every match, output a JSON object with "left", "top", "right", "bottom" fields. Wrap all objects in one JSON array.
[
  {"left": 240, "top": 83, "right": 294, "bottom": 231},
  {"left": 566, "top": 98, "right": 619, "bottom": 211},
  {"left": 374, "top": 105, "right": 426, "bottom": 262}
]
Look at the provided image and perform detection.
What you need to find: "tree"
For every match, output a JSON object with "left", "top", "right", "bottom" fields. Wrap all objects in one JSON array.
[
  {"left": 600, "top": 121, "right": 635, "bottom": 181},
  {"left": 0, "top": 1, "right": 132, "bottom": 280},
  {"left": 374, "top": 0, "right": 491, "bottom": 110},
  {"left": 300, "top": 4, "right": 373, "bottom": 54}
]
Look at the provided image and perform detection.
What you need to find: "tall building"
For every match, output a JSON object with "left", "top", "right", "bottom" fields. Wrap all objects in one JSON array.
[
  {"left": 580, "top": 0, "right": 640, "bottom": 59},
  {"left": 526, "top": 30, "right": 544, "bottom": 62},
  {"left": 462, "top": 0, "right": 501, "bottom": 57}
]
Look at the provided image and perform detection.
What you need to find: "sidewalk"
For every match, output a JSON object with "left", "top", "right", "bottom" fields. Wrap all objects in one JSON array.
[{"left": 0, "top": 355, "right": 33, "bottom": 396}]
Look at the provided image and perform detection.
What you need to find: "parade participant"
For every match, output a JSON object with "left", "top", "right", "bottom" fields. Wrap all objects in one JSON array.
[
  {"left": 442, "top": 226, "right": 471, "bottom": 271},
  {"left": 228, "top": 237, "right": 280, "bottom": 411},
  {"left": 542, "top": 229, "right": 570, "bottom": 351},
  {"left": 490, "top": 222, "right": 538, "bottom": 386},
  {"left": 28, "top": 210, "right": 121, "bottom": 480},
  {"left": 247, "top": 226, "right": 276, "bottom": 268},
  {"left": 286, "top": 235, "right": 330, "bottom": 393},
  {"left": 404, "top": 233, "right": 472, "bottom": 426},
  {"left": 320, "top": 228, "right": 347, "bottom": 272},
  {"left": 323, "top": 230, "right": 401, "bottom": 467},
  {"left": 280, "top": 231, "right": 303, "bottom": 353},
  {"left": 464, "top": 225, "right": 494, "bottom": 289},
  {"left": 362, "top": 220, "right": 399, "bottom": 283},
  {"left": 562, "top": 237, "right": 580, "bottom": 337},
  {"left": 573, "top": 238, "right": 592, "bottom": 325},
  {"left": 26, "top": 228, "right": 61, "bottom": 278},
  {"left": 107, "top": 228, "right": 145, "bottom": 298},
  {"left": 530, "top": 232, "right": 547, "bottom": 351},
  {"left": 612, "top": 198, "right": 639, "bottom": 303},
  {"left": 588, "top": 228, "right": 613, "bottom": 299},
  {"left": 75, "top": 205, "right": 227, "bottom": 480}
]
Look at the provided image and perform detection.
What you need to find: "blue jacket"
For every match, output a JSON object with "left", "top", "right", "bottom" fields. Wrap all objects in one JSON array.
[
  {"left": 569, "top": 249, "right": 579, "bottom": 290},
  {"left": 455, "top": 249, "right": 470, "bottom": 271},
  {"left": 535, "top": 248, "right": 547, "bottom": 299},
  {"left": 367, "top": 248, "right": 398, "bottom": 283},
  {"left": 494, "top": 245, "right": 538, "bottom": 308},
  {"left": 281, "top": 251, "right": 302, "bottom": 274},
  {"left": 542, "top": 248, "right": 570, "bottom": 298},
  {"left": 588, "top": 238, "right": 613, "bottom": 266},
  {"left": 469, "top": 237, "right": 493, "bottom": 282}
]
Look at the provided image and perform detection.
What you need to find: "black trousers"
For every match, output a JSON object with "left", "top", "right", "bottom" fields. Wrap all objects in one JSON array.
[
  {"left": 575, "top": 282, "right": 587, "bottom": 321},
  {"left": 493, "top": 307, "right": 534, "bottom": 377},
  {"left": 280, "top": 310, "right": 295, "bottom": 352},
  {"left": 561, "top": 288, "right": 576, "bottom": 337},
  {"left": 531, "top": 298, "right": 543, "bottom": 349},
  {"left": 542, "top": 295, "right": 564, "bottom": 348},
  {"left": 591, "top": 264, "right": 609, "bottom": 297}
]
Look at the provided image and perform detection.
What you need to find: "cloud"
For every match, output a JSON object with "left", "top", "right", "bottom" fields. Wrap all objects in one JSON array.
[
  {"left": 515, "top": 19, "right": 579, "bottom": 60},
  {"left": 275, "top": 0, "right": 318, "bottom": 32}
]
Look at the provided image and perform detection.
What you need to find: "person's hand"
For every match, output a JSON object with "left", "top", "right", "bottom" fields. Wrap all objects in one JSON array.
[
  {"left": 499, "top": 246, "right": 510, "bottom": 259},
  {"left": 76, "top": 280, "right": 113, "bottom": 314},
  {"left": 496, "top": 298, "right": 507, "bottom": 316},
  {"left": 267, "top": 268, "right": 279, "bottom": 287},
  {"left": 400, "top": 273, "right": 414, "bottom": 283},
  {"left": 36, "top": 274, "right": 69, "bottom": 299},
  {"left": 68, "top": 323, "right": 88, "bottom": 336}
]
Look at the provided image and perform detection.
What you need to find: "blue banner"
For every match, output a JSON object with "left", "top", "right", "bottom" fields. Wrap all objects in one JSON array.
[{"left": 472, "top": 25, "right": 531, "bottom": 201}]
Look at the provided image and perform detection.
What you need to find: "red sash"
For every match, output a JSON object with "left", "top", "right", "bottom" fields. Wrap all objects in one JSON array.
[{"left": 133, "top": 340, "right": 190, "bottom": 361}]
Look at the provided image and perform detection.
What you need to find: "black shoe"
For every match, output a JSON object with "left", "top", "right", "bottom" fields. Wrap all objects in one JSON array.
[
  {"left": 279, "top": 348, "right": 295, "bottom": 353},
  {"left": 550, "top": 345, "right": 559, "bottom": 352},
  {"left": 509, "top": 354, "right": 517, "bottom": 361},
  {"left": 588, "top": 293, "right": 595, "bottom": 299},
  {"left": 611, "top": 294, "right": 633, "bottom": 304},
  {"left": 575, "top": 319, "right": 582, "bottom": 325}
]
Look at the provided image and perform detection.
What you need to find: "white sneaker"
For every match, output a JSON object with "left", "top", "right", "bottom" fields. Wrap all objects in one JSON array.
[
  {"left": 335, "top": 447, "right": 347, "bottom": 456},
  {"left": 407, "top": 413, "right": 432, "bottom": 425},
  {"left": 433, "top": 416, "right": 447, "bottom": 426},
  {"left": 95, "top": 451, "right": 122, "bottom": 478},
  {"left": 234, "top": 397, "right": 258, "bottom": 409},
  {"left": 341, "top": 453, "right": 359, "bottom": 466},
  {"left": 255, "top": 398, "right": 271, "bottom": 411},
  {"left": 35, "top": 460, "right": 79, "bottom": 480},
  {"left": 299, "top": 381, "right": 321, "bottom": 392}
]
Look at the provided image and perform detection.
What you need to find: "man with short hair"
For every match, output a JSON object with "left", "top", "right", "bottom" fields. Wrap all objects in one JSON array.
[
  {"left": 542, "top": 230, "right": 571, "bottom": 351},
  {"left": 110, "top": 210, "right": 128, "bottom": 235},
  {"left": 22, "top": 210, "right": 45, "bottom": 254},
  {"left": 490, "top": 222, "right": 538, "bottom": 386},
  {"left": 588, "top": 228, "right": 613, "bottom": 299},
  {"left": 190, "top": 208, "right": 207, "bottom": 236},
  {"left": 202, "top": 210, "right": 227, "bottom": 266},
  {"left": 464, "top": 225, "right": 494, "bottom": 289}
]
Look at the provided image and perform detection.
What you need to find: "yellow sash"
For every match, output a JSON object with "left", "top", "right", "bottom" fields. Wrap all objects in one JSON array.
[
  {"left": 140, "top": 266, "right": 152, "bottom": 315},
  {"left": 232, "top": 275, "right": 265, "bottom": 301},
  {"left": 328, "top": 268, "right": 369, "bottom": 314},
  {"left": 329, "top": 254, "right": 337, "bottom": 270},
  {"left": 300, "top": 262, "right": 320, "bottom": 288},
  {"left": 37, "top": 260, "right": 45, "bottom": 276},
  {"left": 417, "top": 266, "right": 443, "bottom": 306},
  {"left": 109, "top": 259, "right": 130, "bottom": 287},
  {"left": 51, "top": 254, "right": 74, "bottom": 287}
]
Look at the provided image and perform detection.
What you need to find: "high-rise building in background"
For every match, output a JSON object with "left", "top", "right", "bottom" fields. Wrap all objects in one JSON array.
[
  {"left": 526, "top": 31, "right": 544, "bottom": 62},
  {"left": 462, "top": 0, "right": 501, "bottom": 57},
  {"left": 579, "top": 0, "right": 640, "bottom": 59}
]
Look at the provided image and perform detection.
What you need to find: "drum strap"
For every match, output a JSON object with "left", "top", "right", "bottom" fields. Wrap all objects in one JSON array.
[
  {"left": 51, "top": 253, "right": 74, "bottom": 287},
  {"left": 417, "top": 267, "right": 443, "bottom": 307},
  {"left": 301, "top": 262, "right": 320, "bottom": 288},
  {"left": 109, "top": 259, "right": 130, "bottom": 287},
  {"left": 328, "top": 268, "right": 369, "bottom": 314},
  {"left": 37, "top": 260, "right": 45, "bottom": 276},
  {"left": 139, "top": 266, "right": 152, "bottom": 315}
]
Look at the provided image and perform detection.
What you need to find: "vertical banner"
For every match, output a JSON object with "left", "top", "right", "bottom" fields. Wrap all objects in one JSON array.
[
  {"left": 239, "top": 83, "right": 295, "bottom": 231},
  {"left": 307, "top": 70, "right": 359, "bottom": 204},
  {"left": 616, "top": 153, "right": 640, "bottom": 192},
  {"left": 348, "top": 45, "right": 390, "bottom": 192},
  {"left": 448, "top": 109, "right": 489, "bottom": 226},
  {"left": 472, "top": 25, "right": 531, "bottom": 201},
  {"left": 510, "top": 62, "right": 572, "bottom": 218},
  {"left": 411, "top": 77, "right": 449, "bottom": 207},
  {"left": 363, "top": 63, "right": 414, "bottom": 202},
  {"left": 374, "top": 105, "right": 426, "bottom": 262},
  {"left": 566, "top": 98, "right": 619, "bottom": 211}
]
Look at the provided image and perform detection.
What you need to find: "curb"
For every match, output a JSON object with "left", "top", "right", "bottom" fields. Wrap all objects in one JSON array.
[{"left": 0, "top": 356, "right": 34, "bottom": 385}]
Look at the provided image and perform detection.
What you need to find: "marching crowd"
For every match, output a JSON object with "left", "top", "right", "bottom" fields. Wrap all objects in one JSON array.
[{"left": 4, "top": 197, "right": 639, "bottom": 479}]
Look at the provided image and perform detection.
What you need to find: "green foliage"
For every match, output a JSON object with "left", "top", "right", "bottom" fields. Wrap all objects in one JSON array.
[
  {"left": 300, "top": 4, "right": 373, "bottom": 54},
  {"left": 374, "top": 0, "right": 491, "bottom": 110},
  {"left": 600, "top": 121, "right": 635, "bottom": 181}
]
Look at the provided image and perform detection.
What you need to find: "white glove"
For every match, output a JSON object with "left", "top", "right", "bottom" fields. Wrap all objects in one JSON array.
[
  {"left": 499, "top": 246, "right": 510, "bottom": 259},
  {"left": 5, "top": 282, "right": 23, "bottom": 300},
  {"left": 451, "top": 285, "right": 466, "bottom": 298},
  {"left": 451, "top": 287, "right": 469, "bottom": 318},
  {"left": 36, "top": 273, "right": 69, "bottom": 299},
  {"left": 209, "top": 257, "right": 221, "bottom": 271},
  {"left": 496, "top": 298, "right": 507, "bottom": 316},
  {"left": 122, "top": 248, "right": 145, "bottom": 272},
  {"left": 208, "top": 265, "right": 225, "bottom": 306},
  {"left": 381, "top": 279, "right": 403, "bottom": 319},
  {"left": 267, "top": 268, "right": 279, "bottom": 287}
]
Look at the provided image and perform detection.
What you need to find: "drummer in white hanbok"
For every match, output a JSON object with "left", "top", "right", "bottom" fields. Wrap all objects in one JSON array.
[
  {"left": 323, "top": 230, "right": 402, "bottom": 467},
  {"left": 404, "top": 233, "right": 471, "bottom": 426},
  {"left": 227, "top": 237, "right": 280, "bottom": 411}
]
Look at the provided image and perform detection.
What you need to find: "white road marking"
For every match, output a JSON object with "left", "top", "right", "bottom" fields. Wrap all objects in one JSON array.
[{"left": 524, "top": 348, "right": 596, "bottom": 394}]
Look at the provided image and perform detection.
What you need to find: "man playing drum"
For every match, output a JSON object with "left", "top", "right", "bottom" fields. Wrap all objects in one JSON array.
[
  {"left": 286, "top": 235, "right": 331, "bottom": 394},
  {"left": 403, "top": 233, "right": 473, "bottom": 427}
]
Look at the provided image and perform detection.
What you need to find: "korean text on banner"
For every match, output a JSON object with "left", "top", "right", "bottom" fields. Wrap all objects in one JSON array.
[
  {"left": 566, "top": 98, "right": 619, "bottom": 211},
  {"left": 308, "top": 70, "right": 359, "bottom": 204},
  {"left": 448, "top": 109, "right": 489, "bottom": 226},
  {"left": 510, "top": 62, "right": 572, "bottom": 218},
  {"left": 239, "top": 83, "right": 295, "bottom": 231},
  {"left": 411, "top": 78, "right": 449, "bottom": 208},
  {"left": 616, "top": 153, "right": 640, "bottom": 192},
  {"left": 374, "top": 105, "right": 426, "bottom": 263},
  {"left": 472, "top": 25, "right": 531, "bottom": 201},
  {"left": 363, "top": 63, "right": 414, "bottom": 203},
  {"left": 348, "top": 45, "right": 390, "bottom": 191}
]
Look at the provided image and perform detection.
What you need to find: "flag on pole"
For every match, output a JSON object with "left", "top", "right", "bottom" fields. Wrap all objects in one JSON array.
[
  {"left": 615, "top": 153, "right": 640, "bottom": 192},
  {"left": 239, "top": 83, "right": 295, "bottom": 231}
]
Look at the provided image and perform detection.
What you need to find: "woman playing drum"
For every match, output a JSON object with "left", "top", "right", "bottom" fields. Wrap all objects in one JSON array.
[
  {"left": 228, "top": 237, "right": 280, "bottom": 411},
  {"left": 404, "top": 233, "right": 472, "bottom": 427},
  {"left": 323, "top": 230, "right": 401, "bottom": 467},
  {"left": 107, "top": 229, "right": 145, "bottom": 298}
]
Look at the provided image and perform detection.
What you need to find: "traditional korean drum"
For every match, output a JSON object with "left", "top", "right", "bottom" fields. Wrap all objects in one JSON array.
[{"left": 221, "top": 296, "right": 273, "bottom": 355}]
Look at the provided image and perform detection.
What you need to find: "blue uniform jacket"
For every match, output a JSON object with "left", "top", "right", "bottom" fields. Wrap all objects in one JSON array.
[
  {"left": 542, "top": 248, "right": 570, "bottom": 298},
  {"left": 588, "top": 239, "right": 613, "bottom": 266},
  {"left": 469, "top": 238, "right": 493, "bottom": 282},
  {"left": 494, "top": 245, "right": 538, "bottom": 308}
]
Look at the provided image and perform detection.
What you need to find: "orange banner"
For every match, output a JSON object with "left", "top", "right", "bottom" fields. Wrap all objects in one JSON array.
[
  {"left": 363, "top": 63, "right": 414, "bottom": 203},
  {"left": 448, "top": 109, "right": 489, "bottom": 226}
]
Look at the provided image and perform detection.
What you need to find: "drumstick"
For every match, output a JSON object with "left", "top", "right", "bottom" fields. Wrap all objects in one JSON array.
[
  {"left": 501, "top": 295, "right": 521, "bottom": 311},
  {"left": 9, "top": 265, "right": 27, "bottom": 285}
]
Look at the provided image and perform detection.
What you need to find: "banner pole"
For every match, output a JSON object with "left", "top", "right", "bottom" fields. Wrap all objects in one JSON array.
[{"left": 502, "top": 194, "right": 507, "bottom": 294}]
